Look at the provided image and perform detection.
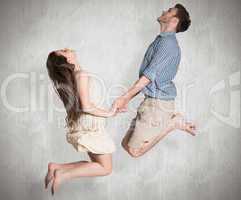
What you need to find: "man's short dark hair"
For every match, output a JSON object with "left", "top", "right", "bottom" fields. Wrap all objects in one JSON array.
[{"left": 174, "top": 4, "right": 191, "bottom": 33}]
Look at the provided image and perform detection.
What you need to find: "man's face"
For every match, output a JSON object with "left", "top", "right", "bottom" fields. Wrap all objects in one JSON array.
[{"left": 157, "top": 7, "right": 178, "bottom": 24}]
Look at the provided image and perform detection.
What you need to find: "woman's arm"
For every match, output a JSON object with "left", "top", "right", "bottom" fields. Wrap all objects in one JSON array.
[
  {"left": 112, "top": 75, "right": 151, "bottom": 112},
  {"left": 74, "top": 70, "right": 115, "bottom": 118}
]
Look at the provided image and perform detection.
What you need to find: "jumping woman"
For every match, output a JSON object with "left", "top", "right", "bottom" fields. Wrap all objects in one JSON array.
[{"left": 44, "top": 48, "right": 116, "bottom": 195}]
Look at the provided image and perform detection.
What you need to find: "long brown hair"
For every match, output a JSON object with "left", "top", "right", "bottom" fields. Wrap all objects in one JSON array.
[{"left": 46, "top": 51, "right": 82, "bottom": 128}]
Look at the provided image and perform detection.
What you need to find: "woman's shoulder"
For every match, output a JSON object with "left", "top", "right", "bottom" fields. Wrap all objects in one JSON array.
[
  {"left": 74, "top": 68, "right": 102, "bottom": 89},
  {"left": 74, "top": 68, "right": 92, "bottom": 81}
]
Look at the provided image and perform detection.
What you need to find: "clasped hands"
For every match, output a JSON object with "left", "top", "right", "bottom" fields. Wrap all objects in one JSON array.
[{"left": 107, "top": 96, "right": 129, "bottom": 117}]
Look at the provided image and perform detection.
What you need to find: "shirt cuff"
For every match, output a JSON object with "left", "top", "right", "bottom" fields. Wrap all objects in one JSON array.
[{"left": 141, "top": 67, "right": 156, "bottom": 82}]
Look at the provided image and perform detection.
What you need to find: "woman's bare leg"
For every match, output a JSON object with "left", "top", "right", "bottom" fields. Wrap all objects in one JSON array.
[
  {"left": 44, "top": 160, "right": 91, "bottom": 189},
  {"left": 50, "top": 152, "right": 112, "bottom": 195}
]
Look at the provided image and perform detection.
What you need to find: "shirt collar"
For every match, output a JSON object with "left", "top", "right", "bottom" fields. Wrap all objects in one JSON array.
[{"left": 159, "top": 31, "right": 176, "bottom": 37}]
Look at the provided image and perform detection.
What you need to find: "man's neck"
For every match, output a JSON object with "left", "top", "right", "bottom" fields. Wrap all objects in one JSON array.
[{"left": 159, "top": 22, "right": 175, "bottom": 33}]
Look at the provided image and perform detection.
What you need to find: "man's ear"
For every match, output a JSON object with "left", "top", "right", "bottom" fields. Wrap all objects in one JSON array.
[
  {"left": 171, "top": 17, "right": 179, "bottom": 28},
  {"left": 173, "top": 17, "right": 179, "bottom": 25}
]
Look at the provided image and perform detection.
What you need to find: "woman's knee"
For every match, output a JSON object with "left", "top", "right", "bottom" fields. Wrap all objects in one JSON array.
[
  {"left": 97, "top": 159, "right": 113, "bottom": 175},
  {"left": 90, "top": 153, "right": 113, "bottom": 176},
  {"left": 99, "top": 164, "right": 112, "bottom": 176},
  {"left": 103, "top": 167, "right": 112, "bottom": 175}
]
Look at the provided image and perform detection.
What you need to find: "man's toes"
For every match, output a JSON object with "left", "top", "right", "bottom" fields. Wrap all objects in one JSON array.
[
  {"left": 186, "top": 126, "right": 196, "bottom": 136},
  {"left": 188, "top": 124, "right": 196, "bottom": 129}
]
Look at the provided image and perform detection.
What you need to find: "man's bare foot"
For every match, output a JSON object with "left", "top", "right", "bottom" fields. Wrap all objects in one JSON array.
[
  {"left": 44, "top": 162, "right": 59, "bottom": 189},
  {"left": 169, "top": 112, "right": 196, "bottom": 136},
  {"left": 51, "top": 169, "right": 66, "bottom": 196}
]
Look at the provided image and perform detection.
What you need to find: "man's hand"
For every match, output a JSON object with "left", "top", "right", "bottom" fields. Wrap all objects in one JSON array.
[
  {"left": 111, "top": 75, "right": 150, "bottom": 114},
  {"left": 112, "top": 96, "right": 129, "bottom": 113}
]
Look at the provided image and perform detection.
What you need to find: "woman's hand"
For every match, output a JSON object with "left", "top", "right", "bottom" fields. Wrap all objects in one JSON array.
[
  {"left": 82, "top": 102, "right": 118, "bottom": 118},
  {"left": 112, "top": 96, "right": 128, "bottom": 113},
  {"left": 103, "top": 107, "right": 118, "bottom": 118}
]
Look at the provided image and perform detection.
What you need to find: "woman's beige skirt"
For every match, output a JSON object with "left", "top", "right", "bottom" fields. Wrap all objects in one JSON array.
[{"left": 66, "top": 114, "right": 116, "bottom": 154}]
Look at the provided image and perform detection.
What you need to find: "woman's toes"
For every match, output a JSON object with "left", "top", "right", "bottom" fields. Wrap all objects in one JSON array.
[
  {"left": 45, "top": 162, "right": 59, "bottom": 189},
  {"left": 45, "top": 170, "right": 54, "bottom": 189},
  {"left": 51, "top": 169, "right": 65, "bottom": 195},
  {"left": 44, "top": 172, "right": 53, "bottom": 189}
]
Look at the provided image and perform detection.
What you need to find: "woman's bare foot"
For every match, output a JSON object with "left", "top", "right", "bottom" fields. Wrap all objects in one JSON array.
[
  {"left": 44, "top": 162, "right": 59, "bottom": 189},
  {"left": 51, "top": 169, "right": 66, "bottom": 196},
  {"left": 169, "top": 112, "right": 196, "bottom": 136}
]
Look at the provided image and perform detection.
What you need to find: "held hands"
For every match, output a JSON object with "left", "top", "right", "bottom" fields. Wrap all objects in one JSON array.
[
  {"left": 112, "top": 96, "right": 129, "bottom": 113},
  {"left": 104, "top": 106, "right": 118, "bottom": 118},
  {"left": 102, "top": 96, "right": 129, "bottom": 118}
]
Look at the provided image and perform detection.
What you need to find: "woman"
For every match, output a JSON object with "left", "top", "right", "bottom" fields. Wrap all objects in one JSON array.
[{"left": 44, "top": 48, "right": 116, "bottom": 195}]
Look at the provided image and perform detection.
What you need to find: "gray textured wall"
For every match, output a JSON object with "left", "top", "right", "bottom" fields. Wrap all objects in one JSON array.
[{"left": 0, "top": 0, "right": 240, "bottom": 200}]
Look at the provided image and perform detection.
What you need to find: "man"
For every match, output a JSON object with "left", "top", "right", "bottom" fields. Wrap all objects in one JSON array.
[{"left": 112, "top": 4, "right": 196, "bottom": 158}]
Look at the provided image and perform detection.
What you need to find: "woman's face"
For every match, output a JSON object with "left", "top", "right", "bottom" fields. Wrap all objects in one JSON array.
[{"left": 55, "top": 48, "right": 77, "bottom": 64}]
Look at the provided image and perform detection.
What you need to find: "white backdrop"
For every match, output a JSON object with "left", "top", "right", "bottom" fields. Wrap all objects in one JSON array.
[{"left": 0, "top": 0, "right": 240, "bottom": 199}]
